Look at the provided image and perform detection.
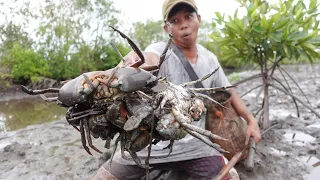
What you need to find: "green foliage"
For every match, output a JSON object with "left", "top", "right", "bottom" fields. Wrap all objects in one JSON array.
[
  {"left": 0, "top": 74, "right": 13, "bottom": 89},
  {"left": 227, "top": 72, "right": 241, "bottom": 83},
  {"left": 130, "top": 19, "right": 168, "bottom": 50},
  {"left": 0, "top": 0, "right": 134, "bottom": 82},
  {"left": 101, "top": 43, "right": 131, "bottom": 69},
  {"left": 0, "top": 22, "right": 33, "bottom": 55},
  {"left": 5, "top": 43, "right": 50, "bottom": 83},
  {"left": 209, "top": 0, "right": 320, "bottom": 67},
  {"left": 33, "top": 0, "right": 123, "bottom": 80}
]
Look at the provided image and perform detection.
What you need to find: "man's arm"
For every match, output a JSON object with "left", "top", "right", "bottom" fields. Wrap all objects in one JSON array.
[
  {"left": 229, "top": 88, "right": 261, "bottom": 144},
  {"left": 119, "top": 50, "right": 159, "bottom": 67}
]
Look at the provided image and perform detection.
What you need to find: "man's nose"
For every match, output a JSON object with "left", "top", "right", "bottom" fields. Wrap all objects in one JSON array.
[{"left": 180, "top": 20, "right": 188, "bottom": 30}]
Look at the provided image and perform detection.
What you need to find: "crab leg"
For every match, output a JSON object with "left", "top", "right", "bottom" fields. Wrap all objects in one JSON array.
[
  {"left": 180, "top": 67, "right": 220, "bottom": 87},
  {"left": 145, "top": 114, "right": 155, "bottom": 179},
  {"left": 171, "top": 106, "right": 229, "bottom": 141},
  {"left": 128, "top": 150, "right": 146, "bottom": 169},
  {"left": 187, "top": 85, "right": 236, "bottom": 92},
  {"left": 67, "top": 110, "right": 105, "bottom": 121},
  {"left": 39, "top": 94, "right": 58, "bottom": 102},
  {"left": 108, "top": 133, "right": 122, "bottom": 167},
  {"left": 110, "top": 26, "right": 145, "bottom": 67},
  {"left": 104, "top": 136, "right": 112, "bottom": 149},
  {"left": 110, "top": 42, "right": 125, "bottom": 62},
  {"left": 180, "top": 119, "right": 229, "bottom": 141},
  {"left": 21, "top": 85, "right": 60, "bottom": 95},
  {"left": 84, "top": 119, "right": 102, "bottom": 154},
  {"left": 158, "top": 35, "right": 173, "bottom": 70},
  {"left": 194, "top": 93, "right": 225, "bottom": 108},
  {"left": 72, "top": 125, "right": 80, "bottom": 132},
  {"left": 82, "top": 74, "right": 99, "bottom": 94},
  {"left": 184, "top": 129, "right": 227, "bottom": 153},
  {"left": 80, "top": 120, "right": 92, "bottom": 155},
  {"left": 120, "top": 137, "right": 128, "bottom": 159},
  {"left": 151, "top": 139, "right": 174, "bottom": 159}
]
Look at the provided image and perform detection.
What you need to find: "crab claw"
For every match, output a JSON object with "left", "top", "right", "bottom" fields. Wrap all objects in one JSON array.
[
  {"left": 109, "top": 80, "right": 122, "bottom": 88},
  {"left": 109, "top": 67, "right": 157, "bottom": 92},
  {"left": 189, "top": 98, "right": 205, "bottom": 121},
  {"left": 80, "top": 74, "right": 102, "bottom": 95}
]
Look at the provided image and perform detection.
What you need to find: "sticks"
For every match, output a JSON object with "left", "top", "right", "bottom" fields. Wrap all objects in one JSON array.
[
  {"left": 245, "top": 137, "right": 256, "bottom": 172},
  {"left": 213, "top": 151, "right": 244, "bottom": 180}
]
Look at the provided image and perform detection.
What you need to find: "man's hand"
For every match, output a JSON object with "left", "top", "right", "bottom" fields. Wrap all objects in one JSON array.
[
  {"left": 117, "top": 50, "right": 141, "bottom": 67},
  {"left": 228, "top": 88, "right": 262, "bottom": 145},
  {"left": 245, "top": 119, "right": 261, "bottom": 145}
]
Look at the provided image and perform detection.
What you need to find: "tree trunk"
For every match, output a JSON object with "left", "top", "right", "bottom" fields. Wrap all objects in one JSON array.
[{"left": 263, "top": 83, "right": 270, "bottom": 129}]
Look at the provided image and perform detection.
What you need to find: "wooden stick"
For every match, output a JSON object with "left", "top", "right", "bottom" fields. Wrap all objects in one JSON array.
[
  {"left": 213, "top": 151, "right": 243, "bottom": 180},
  {"left": 245, "top": 137, "right": 256, "bottom": 172}
]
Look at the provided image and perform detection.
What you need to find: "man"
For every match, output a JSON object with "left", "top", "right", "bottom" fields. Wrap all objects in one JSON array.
[{"left": 92, "top": 0, "right": 261, "bottom": 179}]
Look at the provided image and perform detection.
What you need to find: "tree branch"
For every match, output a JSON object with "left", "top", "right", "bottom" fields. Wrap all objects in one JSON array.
[
  {"left": 277, "top": 66, "right": 312, "bottom": 107},
  {"left": 272, "top": 77, "right": 300, "bottom": 117},
  {"left": 269, "top": 83, "right": 320, "bottom": 118},
  {"left": 233, "top": 73, "right": 262, "bottom": 86},
  {"left": 270, "top": 56, "right": 284, "bottom": 77},
  {"left": 240, "top": 84, "right": 263, "bottom": 98}
]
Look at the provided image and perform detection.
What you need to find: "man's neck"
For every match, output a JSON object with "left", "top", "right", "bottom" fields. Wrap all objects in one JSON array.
[{"left": 176, "top": 43, "right": 198, "bottom": 64}]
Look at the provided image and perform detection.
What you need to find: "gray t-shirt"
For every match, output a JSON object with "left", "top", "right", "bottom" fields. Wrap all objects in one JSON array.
[{"left": 113, "top": 42, "right": 231, "bottom": 165}]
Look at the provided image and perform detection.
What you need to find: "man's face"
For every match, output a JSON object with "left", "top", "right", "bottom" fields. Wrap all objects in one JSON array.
[{"left": 165, "top": 7, "right": 201, "bottom": 48}]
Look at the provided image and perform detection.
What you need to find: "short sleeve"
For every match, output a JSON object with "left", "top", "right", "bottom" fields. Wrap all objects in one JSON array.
[
  {"left": 144, "top": 42, "right": 167, "bottom": 58},
  {"left": 211, "top": 53, "right": 231, "bottom": 87}
]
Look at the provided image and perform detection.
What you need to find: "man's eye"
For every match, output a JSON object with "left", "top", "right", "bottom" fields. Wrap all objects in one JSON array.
[{"left": 170, "top": 19, "right": 178, "bottom": 24}]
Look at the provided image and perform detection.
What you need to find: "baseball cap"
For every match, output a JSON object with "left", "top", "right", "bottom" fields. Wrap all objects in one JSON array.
[{"left": 162, "top": 0, "right": 198, "bottom": 21}]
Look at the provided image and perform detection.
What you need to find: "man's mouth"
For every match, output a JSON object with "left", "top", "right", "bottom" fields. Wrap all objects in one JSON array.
[{"left": 182, "top": 33, "right": 191, "bottom": 38}]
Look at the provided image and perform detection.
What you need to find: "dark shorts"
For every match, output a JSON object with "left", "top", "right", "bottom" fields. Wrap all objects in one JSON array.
[{"left": 100, "top": 156, "right": 231, "bottom": 180}]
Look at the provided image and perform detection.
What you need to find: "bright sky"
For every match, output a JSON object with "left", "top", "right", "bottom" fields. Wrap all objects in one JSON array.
[{"left": 113, "top": 0, "right": 245, "bottom": 25}]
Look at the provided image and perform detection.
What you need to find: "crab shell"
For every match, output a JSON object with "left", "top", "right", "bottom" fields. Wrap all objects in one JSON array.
[
  {"left": 126, "top": 128, "right": 151, "bottom": 152},
  {"left": 155, "top": 113, "right": 188, "bottom": 140},
  {"left": 114, "top": 67, "right": 158, "bottom": 92},
  {"left": 58, "top": 70, "right": 113, "bottom": 107}
]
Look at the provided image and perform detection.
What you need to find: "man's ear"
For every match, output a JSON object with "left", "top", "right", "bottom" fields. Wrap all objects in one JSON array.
[
  {"left": 163, "top": 24, "right": 169, "bottom": 34},
  {"left": 197, "top": 14, "right": 201, "bottom": 23}
]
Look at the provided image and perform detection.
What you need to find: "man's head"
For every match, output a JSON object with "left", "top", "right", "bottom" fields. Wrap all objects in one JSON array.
[
  {"left": 162, "top": 0, "right": 198, "bottom": 22},
  {"left": 162, "top": 0, "right": 201, "bottom": 48}
]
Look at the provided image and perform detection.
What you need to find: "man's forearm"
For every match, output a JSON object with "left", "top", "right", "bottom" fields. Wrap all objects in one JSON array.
[{"left": 120, "top": 51, "right": 159, "bottom": 67}]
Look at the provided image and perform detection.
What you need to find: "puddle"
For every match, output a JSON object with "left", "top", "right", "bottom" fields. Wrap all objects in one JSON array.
[
  {"left": 306, "top": 123, "right": 320, "bottom": 129},
  {"left": 304, "top": 166, "right": 320, "bottom": 180},
  {"left": 0, "top": 98, "right": 66, "bottom": 133},
  {"left": 300, "top": 156, "right": 320, "bottom": 180},
  {"left": 268, "top": 147, "right": 287, "bottom": 156},
  {"left": 283, "top": 130, "right": 316, "bottom": 146}
]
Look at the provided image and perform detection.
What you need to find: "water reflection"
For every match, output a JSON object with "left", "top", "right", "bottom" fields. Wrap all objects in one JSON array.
[
  {"left": 283, "top": 130, "right": 316, "bottom": 146},
  {"left": 0, "top": 98, "right": 66, "bottom": 133}
]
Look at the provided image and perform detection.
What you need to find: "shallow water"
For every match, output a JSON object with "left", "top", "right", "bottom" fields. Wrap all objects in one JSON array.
[
  {"left": 282, "top": 130, "right": 316, "bottom": 146},
  {"left": 0, "top": 98, "right": 66, "bottom": 133},
  {"left": 300, "top": 156, "right": 320, "bottom": 180}
]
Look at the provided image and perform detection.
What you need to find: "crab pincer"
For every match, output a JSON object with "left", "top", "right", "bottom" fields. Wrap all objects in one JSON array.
[{"left": 171, "top": 105, "right": 229, "bottom": 153}]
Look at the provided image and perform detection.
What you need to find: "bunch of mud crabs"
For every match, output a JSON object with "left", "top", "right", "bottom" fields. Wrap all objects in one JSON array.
[{"left": 21, "top": 26, "right": 235, "bottom": 175}]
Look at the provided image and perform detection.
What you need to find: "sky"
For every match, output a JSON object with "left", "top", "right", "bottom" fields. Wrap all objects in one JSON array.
[{"left": 113, "top": 0, "right": 246, "bottom": 26}]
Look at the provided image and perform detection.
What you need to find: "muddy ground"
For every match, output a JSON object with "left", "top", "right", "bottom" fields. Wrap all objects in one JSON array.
[{"left": 0, "top": 64, "right": 319, "bottom": 180}]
